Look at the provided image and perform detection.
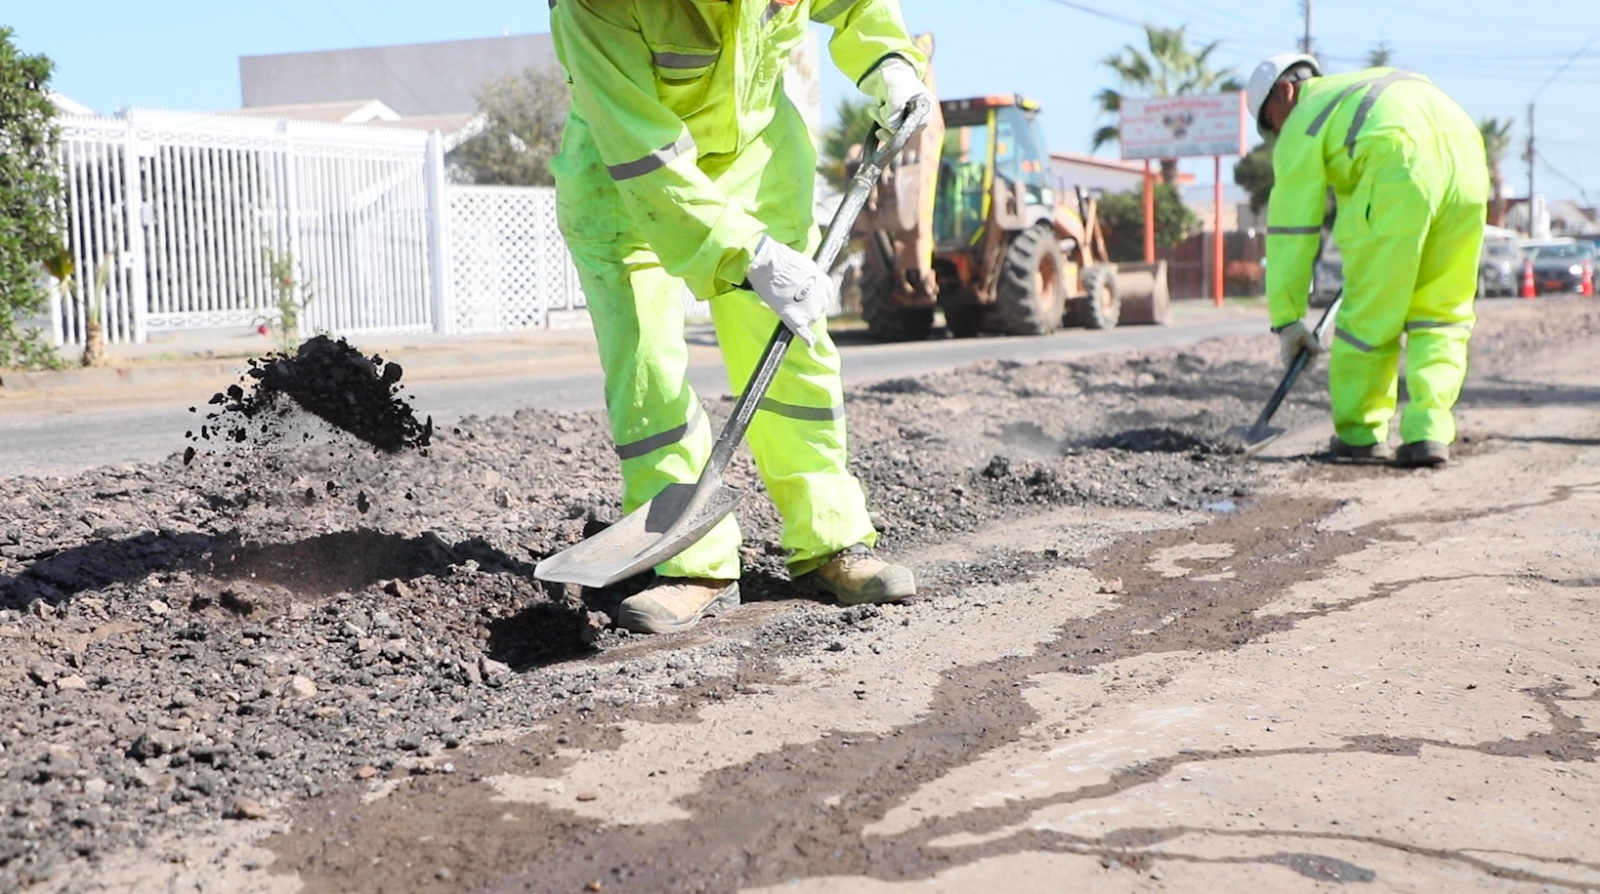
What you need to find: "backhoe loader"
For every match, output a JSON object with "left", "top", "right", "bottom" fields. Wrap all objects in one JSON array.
[{"left": 849, "top": 51, "right": 1163, "bottom": 341}]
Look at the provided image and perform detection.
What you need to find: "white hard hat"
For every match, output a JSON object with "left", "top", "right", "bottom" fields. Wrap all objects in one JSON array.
[{"left": 1245, "top": 53, "right": 1321, "bottom": 138}]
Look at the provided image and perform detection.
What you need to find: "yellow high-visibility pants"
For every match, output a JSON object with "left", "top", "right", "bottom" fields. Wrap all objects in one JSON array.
[{"left": 1328, "top": 157, "right": 1482, "bottom": 447}]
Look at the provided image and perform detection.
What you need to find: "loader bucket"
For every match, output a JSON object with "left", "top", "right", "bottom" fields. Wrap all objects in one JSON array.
[{"left": 1115, "top": 260, "right": 1170, "bottom": 325}]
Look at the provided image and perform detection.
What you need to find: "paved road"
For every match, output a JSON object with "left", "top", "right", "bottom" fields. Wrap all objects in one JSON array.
[{"left": 0, "top": 313, "right": 1266, "bottom": 478}]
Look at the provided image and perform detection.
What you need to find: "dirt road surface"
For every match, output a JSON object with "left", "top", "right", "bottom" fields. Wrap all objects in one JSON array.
[{"left": 2, "top": 297, "right": 1597, "bottom": 893}]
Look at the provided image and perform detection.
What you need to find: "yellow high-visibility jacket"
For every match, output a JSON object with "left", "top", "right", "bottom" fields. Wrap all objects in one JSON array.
[
  {"left": 549, "top": 0, "right": 927, "bottom": 298},
  {"left": 1265, "top": 67, "right": 1486, "bottom": 327}
]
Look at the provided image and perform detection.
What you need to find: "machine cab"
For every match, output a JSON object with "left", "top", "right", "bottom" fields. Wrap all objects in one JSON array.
[{"left": 934, "top": 95, "right": 1054, "bottom": 248}]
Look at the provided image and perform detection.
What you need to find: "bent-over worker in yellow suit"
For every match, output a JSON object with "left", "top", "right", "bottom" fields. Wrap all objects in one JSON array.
[
  {"left": 1247, "top": 54, "right": 1489, "bottom": 468},
  {"left": 548, "top": 0, "right": 931, "bottom": 633}
]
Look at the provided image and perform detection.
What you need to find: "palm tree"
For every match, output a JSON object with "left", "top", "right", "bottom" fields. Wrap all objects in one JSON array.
[
  {"left": 818, "top": 97, "right": 878, "bottom": 191},
  {"left": 1093, "top": 24, "right": 1243, "bottom": 185},
  {"left": 1365, "top": 40, "right": 1396, "bottom": 67},
  {"left": 1479, "top": 117, "right": 1514, "bottom": 226}
]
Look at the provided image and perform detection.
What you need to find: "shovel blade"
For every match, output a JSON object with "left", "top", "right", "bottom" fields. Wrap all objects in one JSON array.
[
  {"left": 534, "top": 481, "right": 745, "bottom": 589},
  {"left": 1224, "top": 423, "right": 1286, "bottom": 458}
]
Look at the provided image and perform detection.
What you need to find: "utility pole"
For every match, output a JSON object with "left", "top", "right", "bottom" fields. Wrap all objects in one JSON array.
[
  {"left": 1525, "top": 33, "right": 1600, "bottom": 233},
  {"left": 1525, "top": 102, "right": 1535, "bottom": 209},
  {"left": 1299, "top": 0, "right": 1314, "bottom": 56}
]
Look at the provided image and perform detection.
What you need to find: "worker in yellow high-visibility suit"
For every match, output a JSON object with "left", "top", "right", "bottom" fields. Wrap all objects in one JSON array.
[
  {"left": 1247, "top": 54, "right": 1489, "bottom": 468},
  {"left": 548, "top": 1, "right": 930, "bottom": 634}
]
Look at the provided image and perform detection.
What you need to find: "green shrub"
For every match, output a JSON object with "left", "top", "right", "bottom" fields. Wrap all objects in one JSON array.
[{"left": 0, "top": 27, "right": 65, "bottom": 369}]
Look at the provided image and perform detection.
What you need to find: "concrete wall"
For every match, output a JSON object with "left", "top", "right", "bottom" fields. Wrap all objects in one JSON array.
[{"left": 240, "top": 34, "right": 558, "bottom": 116}]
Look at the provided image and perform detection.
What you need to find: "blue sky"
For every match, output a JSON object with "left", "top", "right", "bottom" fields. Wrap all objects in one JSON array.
[{"left": 6, "top": 1, "right": 1598, "bottom": 202}]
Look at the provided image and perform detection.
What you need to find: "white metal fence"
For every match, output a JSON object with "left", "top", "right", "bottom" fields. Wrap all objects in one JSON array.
[{"left": 51, "top": 109, "right": 591, "bottom": 346}]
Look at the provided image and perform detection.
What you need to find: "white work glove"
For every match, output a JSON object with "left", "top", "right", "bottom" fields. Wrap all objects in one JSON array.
[
  {"left": 1275, "top": 320, "right": 1323, "bottom": 366},
  {"left": 744, "top": 236, "right": 834, "bottom": 347},
  {"left": 859, "top": 56, "right": 931, "bottom": 141}
]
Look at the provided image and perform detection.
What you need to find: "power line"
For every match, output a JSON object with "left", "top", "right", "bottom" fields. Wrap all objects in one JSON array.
[
  {"left": 1536, "top": 152, "right": 1591, "bottom": 203},
  {"left": 1037, "top": 0, "right": 1143, "bottom": 28},
  {"left": 1534, "top": 33, "right": 1600, "bottom": 101},
  {"left": 322, "top": 0, "right": 370, "bottom": 46}
]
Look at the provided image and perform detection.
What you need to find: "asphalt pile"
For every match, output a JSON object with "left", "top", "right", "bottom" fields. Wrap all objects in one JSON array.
[{"left": 186, "top": 335, "right": 433, "bottom": 461}]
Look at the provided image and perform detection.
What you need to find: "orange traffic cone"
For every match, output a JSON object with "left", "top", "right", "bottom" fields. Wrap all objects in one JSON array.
[
  {"left": 1582, "top": 258, "right": 1594, "bottom": 297},
  {"left": 1521, "top": 258, "right": 1536, "bottom": 299}
]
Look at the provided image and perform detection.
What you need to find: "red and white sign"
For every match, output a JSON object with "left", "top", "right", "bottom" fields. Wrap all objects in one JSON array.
[{"left": 1118, "top": 93, "right": 1247, "bottom": 160}]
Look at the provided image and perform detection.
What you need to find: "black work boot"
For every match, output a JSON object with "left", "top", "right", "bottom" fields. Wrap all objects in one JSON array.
[
  {"left": 1395, "top": 440, "right": 1450, "bottom": 468},
  {"left": 1328, "top": 435, "right": 1393, "bottom": 462},
  {"left": 797, "top": 544, "right": 916, "bottom": 606}
]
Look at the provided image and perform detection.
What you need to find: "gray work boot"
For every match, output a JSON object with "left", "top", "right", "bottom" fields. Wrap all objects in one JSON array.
[
  {"left": 1328, "top": 435, "right": 1393, "bottom": 462},
  {"left": 1395, "top": 440, "right": 1450, "bottom": 468},
  {"left": 615, "top": 578, "right": 739, "bottom": 635},
  {"left": 798, "top": 544, "right": 916, "bottom": 606}
]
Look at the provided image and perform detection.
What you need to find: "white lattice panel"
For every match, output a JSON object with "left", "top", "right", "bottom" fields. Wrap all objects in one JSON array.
[{"left": 447, "top": 185, "right": 586, "bottom": 334}]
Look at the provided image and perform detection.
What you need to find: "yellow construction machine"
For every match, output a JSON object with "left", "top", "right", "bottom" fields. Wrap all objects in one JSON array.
[{"left": 849, "top": 45, "right": 1164, "bottom": 341}]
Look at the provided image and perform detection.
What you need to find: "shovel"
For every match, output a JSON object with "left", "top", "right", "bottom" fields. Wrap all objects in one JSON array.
[
  {"left": 1227, "top": 291, "right": 1343, "bottom": 457},
  {"left": 535, "top": 96, "right": 934, "bottom": 589}
]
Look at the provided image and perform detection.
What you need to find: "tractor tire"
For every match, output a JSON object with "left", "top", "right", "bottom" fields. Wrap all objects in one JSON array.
[
  {"left": 859, "top": 254, "right": 935, "bottom": 342},
  {"left": 990, "top": 225, "right": 1066, "bottom": 336},
  {"left": 1075, "top": 263, "right": 1122, "bottom": 330}
]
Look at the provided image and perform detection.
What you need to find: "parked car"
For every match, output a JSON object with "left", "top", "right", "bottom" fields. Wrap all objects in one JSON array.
[
  {"left": 1522, "top": 240, "right": 1596, "bottom": 295},
  {"left": 1302, "top": 225, "right": 1517, "bottom": 305},
  {"left": 1478, "top": 238, "right": 1524, "bottom": 297}
]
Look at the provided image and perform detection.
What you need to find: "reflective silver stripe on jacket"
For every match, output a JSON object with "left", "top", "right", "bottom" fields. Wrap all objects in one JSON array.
[
  {"left": 1305, "top": 82, "right": 1368, "bottom": 137},
  {"left": 1303, "top": 70, "right": 1424, "bottom": 150},
  {"left": 1344, "top": 71, "right": 1423, "bottom": 156},
  {"left": 1334, "top": 328, "right": 1377, "bottom": 352},
  {"left": 813, "top": 0, "right": 854, "bottom": 23},
  {"left": 607, "top": 134, "right": 694, "bottom": 181},
  {"left": 614, "top": 406, "right": 705, "bottom": 460},
  {"left": 1268, "top": 225, "right": 1322, "bottom": 235},
  {"left": 757, "top": 397, "right": 845, "bottom": 422},
  {"left": 1404, "top": 320, "right": 1472, "bottom": 333},
  {"left": 653, "top": 51, "right": 718, "bottom": 70}
]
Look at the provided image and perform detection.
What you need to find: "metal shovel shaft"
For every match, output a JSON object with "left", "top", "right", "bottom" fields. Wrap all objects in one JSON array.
[
  {"left": 534, "top": 98, "right": 935, "bottom": 588},
  {"left": 1235, "top": 291, "right": 1343, "bottom": 451}
]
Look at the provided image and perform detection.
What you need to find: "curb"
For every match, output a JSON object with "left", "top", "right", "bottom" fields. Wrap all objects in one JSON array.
[
  {"left": 0, "top": 361, "right": 247, "bottom": 396},
  {"left": 0, "top": 342, "right": 601, "bottom": 398}
]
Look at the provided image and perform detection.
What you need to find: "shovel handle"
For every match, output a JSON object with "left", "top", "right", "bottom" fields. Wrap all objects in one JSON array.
[
  {"left": 706, "top": 96, "right": 935, "bottom": 472},
  {"left": 1247, "top": 291, "right": 1343, "bottom": 439}
]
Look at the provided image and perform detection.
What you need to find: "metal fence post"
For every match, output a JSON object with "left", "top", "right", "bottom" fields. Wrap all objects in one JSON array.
[
  {"left": 424, "top": 130, "right": 455, "bottom": 334},
  {"left": 122, "top": 121, "right": 151, "bottom": 343},
  {"left": 279, "top": 120, "right": 305, "bottom": 324}
]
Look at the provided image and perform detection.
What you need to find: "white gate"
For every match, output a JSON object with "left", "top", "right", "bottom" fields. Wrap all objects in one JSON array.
[{"left": 56, "top": 110, "right": 444, "bottom": 344}]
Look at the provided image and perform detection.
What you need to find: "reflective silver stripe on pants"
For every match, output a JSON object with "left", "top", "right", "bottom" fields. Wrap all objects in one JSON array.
[
  {"left": 653, "top": 51, "right": 717, "bottom": 70},
  {"left": 757, "top": 397, "right": 845, "bottom": 422},
  {"left": 1405, "top": 320, "right": 1472, "bottom": 332},
  {"left": 606, "top": 134, "right": 694, "bottom": 181},
  {"left": 614, "top": 405, "right": 705, "bottom": 460},
  {"left": 1334, "top": 328, "right": 1377, "bottom": 352},
  {"left": 1345, "top": 71, "right": 1422, "bottom": 156},
  {"left": 813, "top": 0, "right": 854, "bottom": 23},
  {"left": 1268, "top": 225, "right": 1322, "bottom": 235}
]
